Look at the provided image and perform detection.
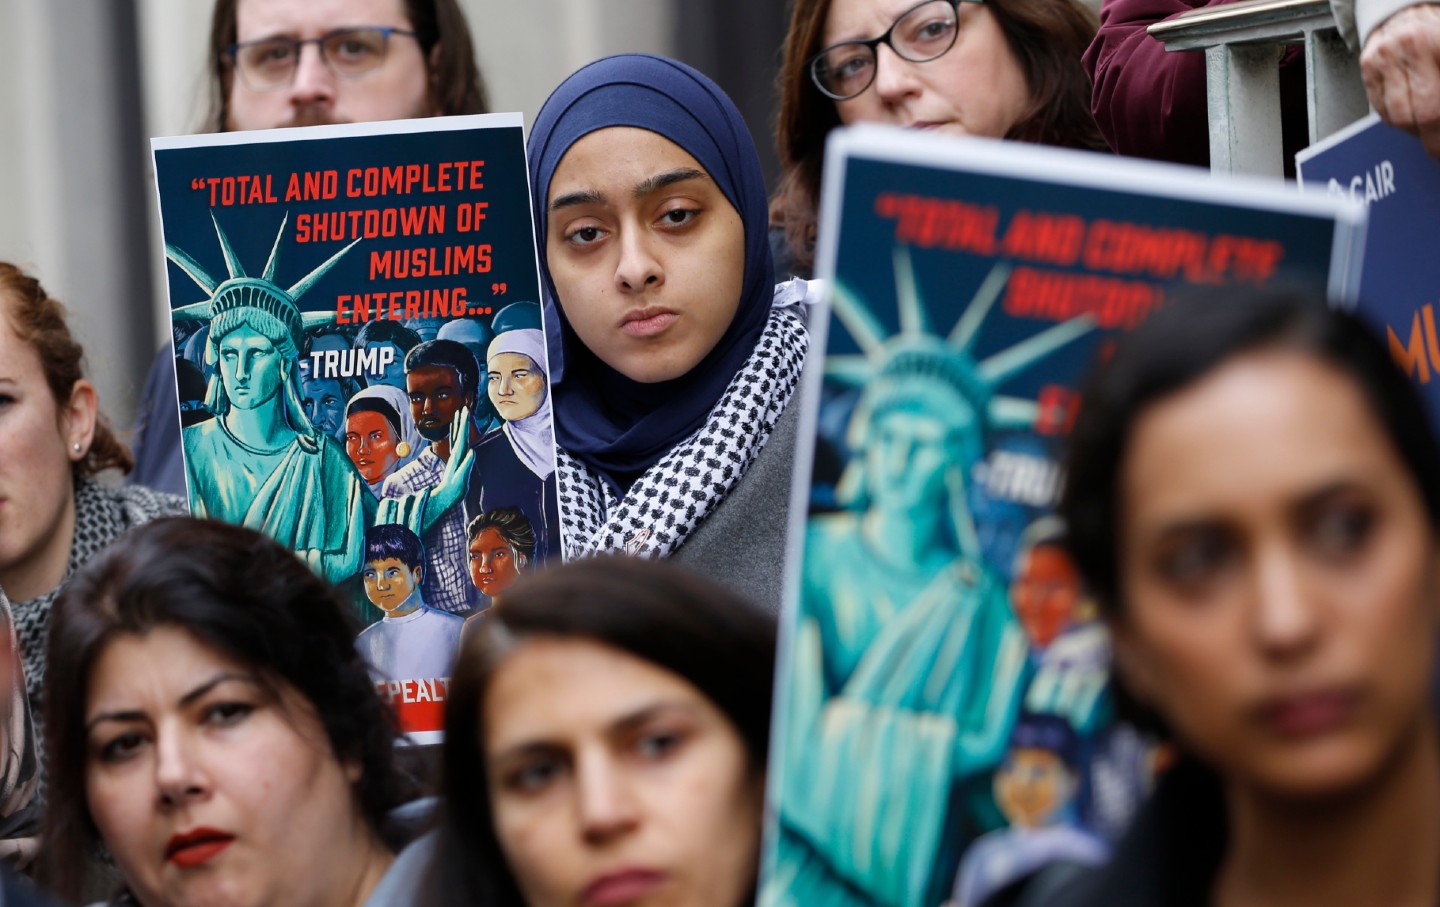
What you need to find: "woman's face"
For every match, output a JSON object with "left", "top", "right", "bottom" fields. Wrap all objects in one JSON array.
[
  {"left": 1115, "top": 350, "right": 1440, "bottom": 800},
  {"left": 546, "top": 127, "right": 746, "bottom": 384},
  {"left": 345, "top": 409, "right": 401, "bottom": 485},
  {"left": 487, "top": 352, "right": 546, "bottom": 422},
  {"left": 822, "top": 0, "right": 1029, "bottom": 139},
  {"left": 485, "top": 637, "right": 762, "bottom": 907},
  {"left": 0, "top": 304, "right": 93, "bottom": 601},
  {"left": 85, "top": 626, "right": 382, "bottom": 907}
]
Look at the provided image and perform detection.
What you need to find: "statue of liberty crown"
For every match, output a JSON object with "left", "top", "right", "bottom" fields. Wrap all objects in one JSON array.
[{"left": 166, "top": 212, "right": 359, "bottom": 346}]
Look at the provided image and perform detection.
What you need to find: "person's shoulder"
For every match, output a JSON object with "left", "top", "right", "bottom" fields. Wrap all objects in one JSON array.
[
  {"left": 363, "top": 828, "right": 438, "bottom": 907},
  {"left": 109, "top": 481, "right": 189, "bottom": 527}
]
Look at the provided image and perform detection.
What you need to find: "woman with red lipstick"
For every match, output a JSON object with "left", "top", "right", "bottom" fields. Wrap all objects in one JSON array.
[
  {"left": 1049, "top": 287, "right": 1440, "bottom": 907},
  {"left": 770, "top": 0, "right": 1108, "bottom": 278},
  {"left": 424, "top": 556, "right": 775, "bottom": 907},
  {"left": 527, "top": 54, "right": 814, "bottom": 613},
  {"left": 41, "top": 518, "right": 426, "bottom": 907}
]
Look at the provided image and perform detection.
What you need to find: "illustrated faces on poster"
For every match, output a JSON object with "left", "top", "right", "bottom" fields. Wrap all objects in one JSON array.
[
  {"left": 301, "top": 374, "right": 346, "bottom": 439},
  {"left": 994, "top": 746, "right": 1073, "bottom": 828},
  {"left": 217, "top": 324, "right": 285, "bottom": 411},
  {"left": 373, "top": 342, "right": 409, "bottom": 390},
  {"left": 545, "top": 127, "right": 745, "bottom": 384},
  {"left": 408, "top": 364, "right": 469, "bottom": 443},
  {"left": 84, "top": 626, "right": 371, "bottom": 907},
  {"left": 468, "top": 527, "right": 522, "bottom": 598},
  {"left": 362, "top": 555, "right": 421, "bottom": 614},
  {"left": 483, "top": 637, "right": 764, "bottom": 907},
  {"left": 1114, "top": 350, "right": 1440, "bottom": 801},
  {"left": 344, "top": 409, "right": 400, "bottom": 485},
  {"left": 487, "top": 352, "right": 545, "bottom": 422},
  {"left": 1012, "top": 543, "right": 1081, "bottom": 649},
  {"left": 226, "top": 0, "right": 437, "bottom": 132}
]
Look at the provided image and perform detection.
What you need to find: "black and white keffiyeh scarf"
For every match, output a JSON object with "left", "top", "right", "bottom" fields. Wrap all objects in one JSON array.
[{"left": 557, "top": 298, "right": 809, "bottom": 561}]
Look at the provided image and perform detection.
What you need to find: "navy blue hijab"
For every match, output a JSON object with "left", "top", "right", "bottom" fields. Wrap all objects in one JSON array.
[{"left": 528, "top": 54, "right": 775, "bottom": 495}]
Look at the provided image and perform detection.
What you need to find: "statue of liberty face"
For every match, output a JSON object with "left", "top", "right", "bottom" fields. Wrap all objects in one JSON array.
[
  {"left": 218, "top": 324, "right": 285, "bottom": 411},
  {"left": 860, "top": 385, "right": 983, "bottom": 514}
]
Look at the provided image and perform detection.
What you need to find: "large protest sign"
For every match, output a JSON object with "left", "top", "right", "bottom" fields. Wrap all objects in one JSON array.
[
  {"left": 1298, "top": 113, "right": 1440, "bottom": 431},
  {"left": 152, "top": 114, "right": 559, "bottom": 742},
  {"left": 762, "top": 125, "right": 1363, "bottom": 907}
]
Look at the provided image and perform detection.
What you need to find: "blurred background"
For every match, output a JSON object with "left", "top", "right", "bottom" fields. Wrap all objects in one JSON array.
[{"left": 0, "top": 0, "right": 788, "bottom": 434}]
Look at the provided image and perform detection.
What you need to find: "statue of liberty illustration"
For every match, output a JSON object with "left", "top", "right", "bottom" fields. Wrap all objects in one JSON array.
[
  {"left": 768, "top": 248, "right": 1094, "bottom": 907},
  {"left": 167, "top": 212, "right": 473, "bottom": 585}
]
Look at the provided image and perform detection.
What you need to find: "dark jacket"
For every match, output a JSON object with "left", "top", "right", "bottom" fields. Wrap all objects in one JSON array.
[{"left": 1042, "top": 759, "right": 1226, "bottom": 907}]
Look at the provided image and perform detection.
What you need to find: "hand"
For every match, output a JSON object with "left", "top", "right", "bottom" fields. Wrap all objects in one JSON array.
[
  {"left": 1361, "top": 4, "right": 1440, "bottom": 160},
  {"left": 431, "top": 405, "right": 475, "bottom": 516}
]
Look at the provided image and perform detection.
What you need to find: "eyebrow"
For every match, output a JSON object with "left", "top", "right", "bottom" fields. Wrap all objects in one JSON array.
[
  {"left": 490, "top": 700, "right": 697, "bottom": 764},
  {"left": 84, "top": 672, "right": 258, "bottom": 735},
  {"left": 548, "top": 167, "right": 710, "bottom": 214}
]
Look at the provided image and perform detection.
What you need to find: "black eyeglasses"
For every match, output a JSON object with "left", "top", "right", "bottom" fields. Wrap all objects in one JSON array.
[
  {"left": 809, "top": 0, "right": 982, "bottom": 101},
  {"left": 227, "top": 26, "right": 421, "bottom": 91}
]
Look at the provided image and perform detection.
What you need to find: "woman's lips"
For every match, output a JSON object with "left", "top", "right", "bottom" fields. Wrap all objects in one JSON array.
[
  {"left": 165, "top": 828, "right": 235, "bottom": 869},
  {"left": 582, "top": 868, "right": 667, "bottom": 906},
  {"left": 619, "top": 307, "right": 678, "bottom": 339},
  {"left": 1255, "top": 688, "right": 1360, "bottom": 739}
]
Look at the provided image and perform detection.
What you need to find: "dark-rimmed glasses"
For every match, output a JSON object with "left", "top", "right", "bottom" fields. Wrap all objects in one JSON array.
[
  {"left": 227, "top": 26, "right": 421, "bottom": 91},
  {"left": 809, "top": 0, "right": 982, "bottom": 101}
]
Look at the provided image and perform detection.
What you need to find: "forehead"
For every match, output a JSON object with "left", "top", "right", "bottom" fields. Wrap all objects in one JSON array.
[
  {"left": 219, "top": 324, "right": 275, "bottom": 349},
  {"left": 407, "top": 363, "right": 460, "bottom": 388},
  {"left": 235, "top": 0, "right": 413, "bottom": 39},
  {"left": 469, "top": 527, "right": 510, "bottom": 550},
  {"left": 548, "top": 127, "right": 712, "bottom": 206},
  {"left": 87, "top": 626, "right": 247, "bottom": 715},
  {"left": 365, "top": 556, "right": 408, "bottom": 573},
  {"left": 489, "top": 351, "right": 536, "bottom": 371},
  {"left": 347, "top": 409, "right": 391, "bottom": 430},
  {"left": 484, "top": 637, "right": 707, "bottom": 753},
  {"left": 824, "top": 0, "right": 926, "bottom": 43},
  {"left": 1121, "top": 350, "right": 1407, "bottom": 531}
]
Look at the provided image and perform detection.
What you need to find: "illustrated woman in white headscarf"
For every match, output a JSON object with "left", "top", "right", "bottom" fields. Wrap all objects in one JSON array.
[{"left": 486, "top": 328, "right": 554, "bottom": 481}]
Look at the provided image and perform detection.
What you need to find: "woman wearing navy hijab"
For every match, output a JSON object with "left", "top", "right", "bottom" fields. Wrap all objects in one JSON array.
[{"left": 529, "top": 54, "right": 814, "bottom": 611}]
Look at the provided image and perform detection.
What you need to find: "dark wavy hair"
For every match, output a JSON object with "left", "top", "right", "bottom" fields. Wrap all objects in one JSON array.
[
  {"left": 1059, "top": 286, "right": 1440, "bottom": 733},
  {"left": 423, "top": 556, "right": 777, "bottom": 907},
  {"left": 0, "top": 262, "right": 132, "bottom": 477},
  {"left": 42, "top": 518, "right": 411, "bottom": 901},
  {"left": 770, "top": 0, "right": 1107, "bottom": 276},
  {"left": 203, "top": 0, "right": 489, "bottom": 132}
]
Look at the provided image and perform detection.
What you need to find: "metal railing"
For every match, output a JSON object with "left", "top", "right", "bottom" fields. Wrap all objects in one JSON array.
[{"left": 1149, "top": 0, "right": 1370, "bottom": 175}]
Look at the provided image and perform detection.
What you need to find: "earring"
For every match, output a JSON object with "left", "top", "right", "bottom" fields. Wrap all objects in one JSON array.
[
  {"left": 73, "top": 443, "right": 82, "bottom": 454},
  {"left": 395, "top": 441, "right": 411, "bottom": 458}
]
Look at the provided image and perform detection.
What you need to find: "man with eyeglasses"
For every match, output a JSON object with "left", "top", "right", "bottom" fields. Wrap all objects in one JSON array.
[
  {"left": 128, "top": 0, "right": 490, "bottom": 497},
  {"left": 205, "top": 0, "right": 489, "bottom": 131}
]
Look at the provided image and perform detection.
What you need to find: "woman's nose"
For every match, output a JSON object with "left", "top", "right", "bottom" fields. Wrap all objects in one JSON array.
[
  {"left": 614, "top": 230, "right": 663, "bottom": 293},
  {"left": 155, "top": 729, "right": 210, "bottom": 809},
  {"left": 576, "top": 751, "right": 640, "bottom": 844}
]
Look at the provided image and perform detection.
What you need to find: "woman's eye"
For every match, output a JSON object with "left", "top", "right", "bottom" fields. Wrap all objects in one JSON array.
[
  {"left": 910, "top": 17, "right": 956, "bottom": 45},
  {"left": 98, "top": 731, "right": 147, "bottom": 764},
  {"left": 1308, "top": 502, "right": 1375, "bottom": 559},
  {"left": 635, "top": 729, "right": 683, "bottom": 760},
  {"left": 658, "top": 208, "right": 698, "bottom": 228},
  {"left": 204, "top": 702, "right": 254, "bottom": 727},
  {"left": 506, "top": 759, "right": 563, "bottom": 793},
  {"left": 0, "top": 393, "right": 14, "bottom": 410},
  {"left": 564, "top": 225, "right": 606, "bottom": 247},
  {"left": 1155, "top": 529, "right": 1235, "bottom": 591}
]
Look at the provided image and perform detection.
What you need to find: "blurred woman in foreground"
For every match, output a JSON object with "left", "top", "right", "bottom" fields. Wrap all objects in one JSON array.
[
  {"left": 1054, "top": 287, "right": 1440, "bottom": 906},
  {"left": 425, "top": 556, "right": 776, "bottom": 907},
  {"left": 43, "top": 518, "right": 420, "bottom": 907}
]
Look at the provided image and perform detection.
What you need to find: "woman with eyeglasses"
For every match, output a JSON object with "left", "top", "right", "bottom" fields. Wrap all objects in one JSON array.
[{"left": 771, "top": 0, "right": 1108, "bottom": 278}]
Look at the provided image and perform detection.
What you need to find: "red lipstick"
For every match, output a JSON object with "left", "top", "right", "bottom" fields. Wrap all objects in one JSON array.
[
  {"left": 1256, "top": 689, "right": 1359, "bottom": 739},
  {"left": 165, "top": 828, "right": 234, "bottom": 869}
]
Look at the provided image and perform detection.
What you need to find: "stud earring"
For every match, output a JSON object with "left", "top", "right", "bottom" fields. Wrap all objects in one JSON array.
[
  {"left": 73, "top": 443, "right": 82, "bottom": 453},
  {"left": 396, "top": 442, "right": 411, "bottom": 458}
]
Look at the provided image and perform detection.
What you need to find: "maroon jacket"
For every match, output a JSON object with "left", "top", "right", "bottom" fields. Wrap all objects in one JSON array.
[{"left": 1084, "top": 0, "right": 1309, "bottom": 171}]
